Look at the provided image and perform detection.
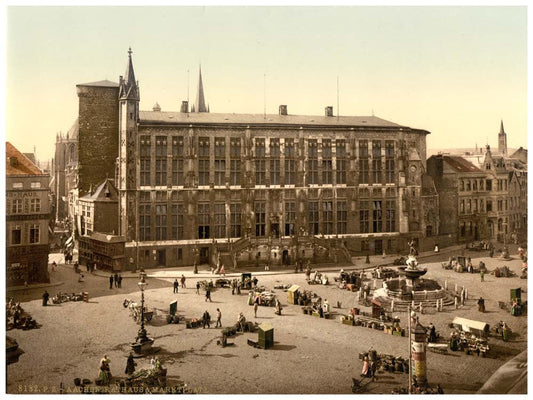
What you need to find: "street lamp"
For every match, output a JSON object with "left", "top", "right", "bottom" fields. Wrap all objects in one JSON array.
[{"left": 132, "top": 271, "right": 154, "bottom": 355}]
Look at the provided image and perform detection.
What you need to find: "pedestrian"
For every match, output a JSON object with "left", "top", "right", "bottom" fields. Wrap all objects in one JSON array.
[
  {"left": 74, "top": 261, "right": 79, "bottom": 273},
  {"left": 253, "top": 277, "right": 258, "bottom": 289},
  {"left": 231, "top": 280, "right": 235, "bottom": 295},
  {"left": 237, "top": 280, "right": 242, "bottom": 295},
  {"left": 86, "top": 263, "right": 90, "bottom": 273},
  {"left": 173, "top": 279, "right": 179, "bottom": 294},
  {"left": 480, "top": 270, "right": 485, "bottom": 282},
  {"left": 114, "top": 273, "right": 119, "bottom": 288},
  {"left": 215, "top": 308, "right": 222, "bottom": 328},
  {"left": 196, "top": 281, "right": 200, "bottom": 295},
  {"left": 180, "top": 274, "right": 186, "bottom": 288},
  {"left": 202, "top": 310, "right": 211, "bottom": 328},
  {"left": 118, "top": 274, "right": 122, "bottom": 288},
  {"left": 98, "top": 355, "right": 111, "bottom": 385},
  {"left": 205, "top": 288, "right": 212, "bottom": 302},
  {"left": 125, "top": 352, "right": 136, "bottom": 376},
  {"left": 238, "top": 312, "right": 246, "bottom": 332},
  {"left": 361, "top": 356, "right": 370, "bottom": 377},
  {"left": 220, "top": 265, "right": 226, "bottom": 276},
  {"left": 52, "top": 261, "right": 57, "bottom": 272},
  {"left": 477, "top": 297, "right": 485, "bottom": 313},
  {"left": 42, "top": 290, "right": 49, "bottom": 306},
  {"left": 489, "top": 246, "right": 494, "bottom": 258},
  {"left": 109, "top": 274, "right": 114, "bottom": 289},
  {"left": 254, "top": 301, "right": 259, "bottom": 318}
]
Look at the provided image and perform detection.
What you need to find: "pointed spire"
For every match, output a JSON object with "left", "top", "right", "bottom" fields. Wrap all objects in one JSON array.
[
  {"left": 125, "top": 47, "right": 136, "bottom": 86},
  {"left": 499, "top": 119, "right": 505, "bottom": 135},
  {"left": 498, "top": 119, "right": 507, "bottom": 156},
  {"left": 119, "top": 47, "right": 139, "bottom": 100},
  {"left": 195, "top": 65, "right": 208, "bottom": 113}
]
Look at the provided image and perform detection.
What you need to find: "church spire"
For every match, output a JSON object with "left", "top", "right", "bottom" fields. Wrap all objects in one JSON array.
[
  {"left": 125, "top": 47, "right": 136, "bottom": 87},
  {"left": 498, "top": 119, "right": 507, "bottom": 156},
  {"left": 499, "top": 119, "right": 505, "bottom": 135},
  {"left": 195, "top": 65, "right": 208, "bottom": 113},
  {"left": 119, "top": 47, "right": 139, "bottom": 100}
]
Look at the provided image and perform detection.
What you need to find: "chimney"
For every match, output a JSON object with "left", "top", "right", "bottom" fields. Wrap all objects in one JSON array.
[
  {"left": 279, "top": 105, "right": 288, "bottom": 116},
  {"left": 325, "top": 106, "right": 334, "bottom": 117},
  {"left": 180, "top": 101, "right": 189, "bottom": 113}
]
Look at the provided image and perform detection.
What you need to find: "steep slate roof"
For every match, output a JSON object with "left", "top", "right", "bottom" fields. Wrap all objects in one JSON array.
[
  {"left": 6, "top": 142, "right": 44, "bottom": 175},
  {"left": 77, "top": 80, "right": 119, "bottom": 88},
  {"left": 23, "top": 153, "right": 36, "bottom": 164},
  {"left": 79, "top": 178, "right": 118, "bottom": 201},
  {"left": 443, "top": 155, "right": 483, "bottom": 173},
  {"left": 139, "top": 111, "right": 424, "bottom": 130}
]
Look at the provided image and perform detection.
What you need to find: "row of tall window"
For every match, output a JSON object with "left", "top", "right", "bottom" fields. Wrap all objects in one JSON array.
[
  {"left": 137, "top": 199, "right": 391, "bottom": 241},
  {"left": 139, "top": 136, "right": 396, "bottom": 187},
  {"left": 359, "top": 200, "right": 396, "bottom": 233},
  {"left": 459, "top": 197, "right": 513, "bottom": 214},
  {"left": 8, "top": 198, "right": 41, "bottom": 214},
  {"left": 459, "top": 178, "right": 511, "bottom": 192},
  {"left": 10, "top": 224, "right": 40, "bottom": 245}
]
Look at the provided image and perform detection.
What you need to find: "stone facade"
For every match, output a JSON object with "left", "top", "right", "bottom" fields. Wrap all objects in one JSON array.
[
  {"left": 6, "top": 142, "right": 51, "bottom": 285},
  {"left": 427, "top": 144, "right": 528, "bottom": 245},
  {"left": 71, "top": 50, "right": 441, "bottom": 270}
]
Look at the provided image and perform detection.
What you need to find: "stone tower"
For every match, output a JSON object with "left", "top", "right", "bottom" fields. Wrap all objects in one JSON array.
[
  {"left": 118, "top": 48, "right": 140, "bottom": 241},
  {"left": 76, "top": 80, "right": 119, "bottom": 197},
  {"left": 498, "top": 120, "right": 507, "bottom": 156}
]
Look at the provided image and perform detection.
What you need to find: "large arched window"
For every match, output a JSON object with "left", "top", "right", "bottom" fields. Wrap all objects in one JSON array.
[{"left": 69, "top": 144, "right": 76, "bottom": 163}]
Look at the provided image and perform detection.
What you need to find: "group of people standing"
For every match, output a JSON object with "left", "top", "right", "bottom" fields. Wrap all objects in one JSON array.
[
  {"left": 173, "top": 275, "right": 187, "bottom": 293},
  {"left": 109, "top": 273, "right": 123, "bottom": 289}
]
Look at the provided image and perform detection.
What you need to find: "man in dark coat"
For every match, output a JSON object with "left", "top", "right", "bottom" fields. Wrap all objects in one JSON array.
[
  {"left": 173, "top": 279, "right": 179, "bottom": 294},
  {"left": 109, "top": 275, "right": 114, "bottom": 289},
  {"left": 477, "top": 297, "right": 486, "bottom": 313},
  {"left": 114, "top": 273, "right": 119, "bottom": 288},
  {"left": 202, "top": 310, "right": 211, "bottom": 328},
  {"left": 125, "top": 352, "right": 136, "bottom": 375},
  {"left": 42, "top": 290, "right": 49, "bottom": 306},
  {"left": 118, "top": 274, "right": 122, "bottom": 288}
]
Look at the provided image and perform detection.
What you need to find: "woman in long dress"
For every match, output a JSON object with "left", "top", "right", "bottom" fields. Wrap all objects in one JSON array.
[
  {"left": 98, "top": 355, "right": 111, "bottom": 385},
  {"left": 361, "top": 356, "right": 370, "bottom": 377}
]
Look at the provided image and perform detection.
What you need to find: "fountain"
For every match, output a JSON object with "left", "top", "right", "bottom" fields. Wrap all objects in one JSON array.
[{"left": 372, "top": 241, "right": 453, "bottom": 311}]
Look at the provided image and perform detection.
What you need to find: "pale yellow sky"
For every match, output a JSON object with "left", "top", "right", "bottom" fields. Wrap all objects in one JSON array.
[{"left": 5, "top": 6, "right": 528, "bottom": 161}]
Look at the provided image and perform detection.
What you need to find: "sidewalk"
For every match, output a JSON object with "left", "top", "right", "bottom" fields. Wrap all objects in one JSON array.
[
  {"left": 7, "top": 281, "right": 65, "bottom": 293},
  {"left": 89, "top": 243, "right": 468, "bottom": 280}
]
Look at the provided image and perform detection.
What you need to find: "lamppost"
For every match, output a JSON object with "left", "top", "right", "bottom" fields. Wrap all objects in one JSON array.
[{"left": 132, "top": 271, "right": 154, "bottom": 355}]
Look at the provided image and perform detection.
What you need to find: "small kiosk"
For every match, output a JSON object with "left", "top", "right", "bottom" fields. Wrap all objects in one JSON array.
[
  {"left": 287, "top": 285, "right": 300, "bottom": 305},
  {"left": 258, "top": 322, "right": 274, "bottom": 349}
]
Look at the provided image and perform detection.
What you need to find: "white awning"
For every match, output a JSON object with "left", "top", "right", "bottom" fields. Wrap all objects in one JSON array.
[{"left": 452, "top": 317, "right": 489, "bottom": 332}]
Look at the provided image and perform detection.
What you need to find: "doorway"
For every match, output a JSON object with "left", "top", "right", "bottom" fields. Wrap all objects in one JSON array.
[
  {"left": 374, "top": 240, "right": 383, "bottom": 255},
  {"left": 199, "top": 247, "right": 210, "bottom": 264},
  {"left": 157, "top": 249, "right": 166, "bottom": 266}
]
